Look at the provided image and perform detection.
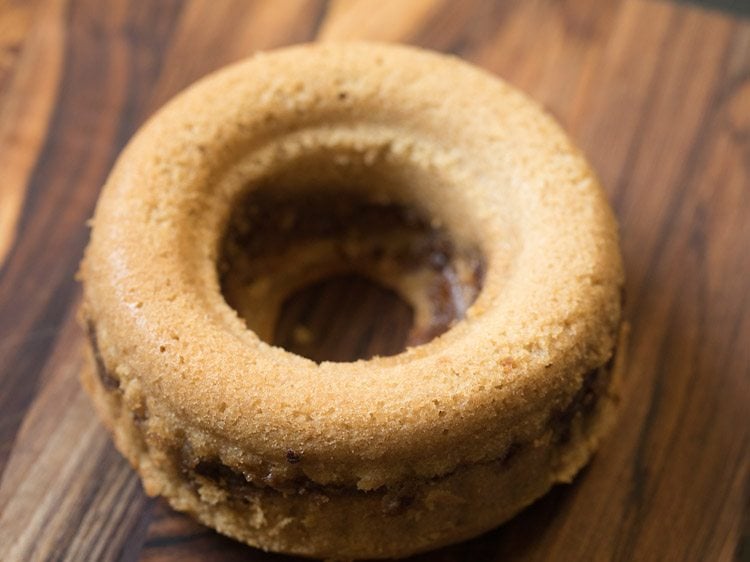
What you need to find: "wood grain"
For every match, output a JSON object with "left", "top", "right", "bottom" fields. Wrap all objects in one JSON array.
[
  {"left": 0, "top": 0, "right": 58, "bottom": 267},
  {"left": 0, "top": 1, "right": 748, "bottom": 561}
]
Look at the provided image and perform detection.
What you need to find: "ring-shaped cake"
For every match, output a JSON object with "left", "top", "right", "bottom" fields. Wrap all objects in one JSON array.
[{"left": 80, "top": 42, "right": 626, "bottom": 559}]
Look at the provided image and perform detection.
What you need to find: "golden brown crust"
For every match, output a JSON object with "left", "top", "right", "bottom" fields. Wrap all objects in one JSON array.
[{"left": 79, "top": 42, "right": 625, "bottom": 558}]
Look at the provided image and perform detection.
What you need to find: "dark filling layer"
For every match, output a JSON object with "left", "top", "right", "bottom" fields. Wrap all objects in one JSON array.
[
  {"left": 182, "top": 442, "right": 523, "bottom": 516},
  {"left": 86, "top": 320, "right": 120, "bottom": 391},
  {"left": 85, "top": 318, "right": 617, "bottom": 514},
  {"left": 218, "top": 190, "right": 485, "bottom": 352},
  {"left": 177, "top": 361, "right": 614, "bottom": 514},
  {"left": 550, "top": 356, "right": 615, "bottom": 444}
]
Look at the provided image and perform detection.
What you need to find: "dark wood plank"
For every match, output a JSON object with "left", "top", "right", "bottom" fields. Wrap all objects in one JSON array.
[
  {"left": 273, "top": 274, "right": 414, "bottom": 363},
  {"left": 0, "top": 1, "right": 747, "bottom": 561}
]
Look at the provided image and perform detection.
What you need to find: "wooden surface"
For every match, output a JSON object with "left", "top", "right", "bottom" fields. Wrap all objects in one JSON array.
[{"left": 0, "top": 0, "right": 749, "bottom": 560}]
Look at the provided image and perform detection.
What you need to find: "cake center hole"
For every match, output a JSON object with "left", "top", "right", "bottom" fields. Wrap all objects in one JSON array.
[
  {"left": 218, "top": 189, "right": 485, "bottom": 363},
  {"left": 273, "top": 274, "right": 414, "bottom": 362}
]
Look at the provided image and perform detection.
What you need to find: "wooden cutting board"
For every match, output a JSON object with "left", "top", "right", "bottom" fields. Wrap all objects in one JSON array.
[{"left": 0, "top": 1, "right": 748, "bottom": 560}]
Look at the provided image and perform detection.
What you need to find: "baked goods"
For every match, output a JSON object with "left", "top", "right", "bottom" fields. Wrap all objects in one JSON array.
[{"left": 79, "top": 42, "right": 626, "bottom": 559}]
